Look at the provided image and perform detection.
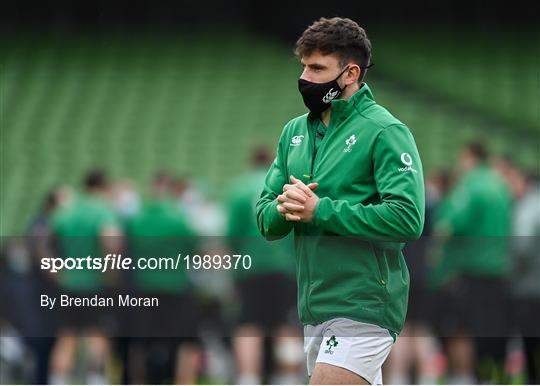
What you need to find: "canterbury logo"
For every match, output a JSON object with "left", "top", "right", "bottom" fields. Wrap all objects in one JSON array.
[{"left": 322, "top": 88, "right": 340, "bottom": 103}]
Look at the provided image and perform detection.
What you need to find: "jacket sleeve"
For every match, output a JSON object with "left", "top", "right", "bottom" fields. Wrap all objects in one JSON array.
[
  {"left": 255, "top": 128, "right": 294, "bottom": 240},
  {"left": 312, "top": 124, "right": 425, "bottom": 241}
]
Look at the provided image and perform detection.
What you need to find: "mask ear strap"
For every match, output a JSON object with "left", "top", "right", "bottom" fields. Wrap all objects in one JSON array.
[
  {"left": 341, "top": 62, "right": 373, "bottom": 82},
  {"left": 335, "top": 65, "right": 350, "bottom": 80},
  {"left": 359, "top": 63, "right": 374, "bottom": 82},
  {"left": 336, "top": 65, "right": 352, "bottom": 90}
]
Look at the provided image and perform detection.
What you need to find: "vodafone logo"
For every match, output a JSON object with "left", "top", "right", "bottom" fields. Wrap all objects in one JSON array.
[
  {"left": 398, "top": 152, "right": 417, "bottom": 173},
  {"left": 401, "top": 153, "right": 413, "bottom": 166}
]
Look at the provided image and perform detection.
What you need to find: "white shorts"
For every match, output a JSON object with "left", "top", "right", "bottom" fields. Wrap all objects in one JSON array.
[{"left": 304, "top": 318, "right": 395, "bottom": 385}]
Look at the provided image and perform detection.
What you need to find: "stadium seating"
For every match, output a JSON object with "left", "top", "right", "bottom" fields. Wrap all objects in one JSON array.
[{"left": 1, "top": 32, "right": 537, "bottom": 235}]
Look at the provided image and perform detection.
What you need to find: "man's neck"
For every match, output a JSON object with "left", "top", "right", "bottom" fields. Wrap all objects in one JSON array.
[
  {"left": 321, "top": 109, "right": 331, "bottom": 127},
  {"left": 321, "top": 82, "right": 360, "bottom": 127}
]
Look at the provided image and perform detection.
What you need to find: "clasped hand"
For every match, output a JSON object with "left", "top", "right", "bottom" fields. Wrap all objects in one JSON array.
[{"left": 277, "top": 175, "right": 319, "bottom": 222}]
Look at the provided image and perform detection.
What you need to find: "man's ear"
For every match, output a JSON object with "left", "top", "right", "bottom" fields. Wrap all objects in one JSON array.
[{"left": 346, "top": 64, "right": 361, "bottom": 85}]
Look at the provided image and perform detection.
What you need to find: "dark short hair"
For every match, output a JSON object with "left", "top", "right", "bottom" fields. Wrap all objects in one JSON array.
[
  {"left": 84, "top": 169, "right": 108, "bottom": 190},
  {"left": 465, "top": 142, "right": 489, "bottom": 163},
  {"left": 251, "top": 145, "right": 273, "bottom": 168},
  {"left": 295, "top": 17, "right": 372, "bottom": 79}
]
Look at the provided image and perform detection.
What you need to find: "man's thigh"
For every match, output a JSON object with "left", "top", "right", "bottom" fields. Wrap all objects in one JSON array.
[
  {"left": 304, "top": 318, "right": 394, "bottom": 384},
  {"left": 310, "top": 363, "right": 370, "bottom": 385}
]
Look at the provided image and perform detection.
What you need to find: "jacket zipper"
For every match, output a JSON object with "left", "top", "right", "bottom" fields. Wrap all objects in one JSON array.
[
  {"left": 308, "top": 114, "right": 335, "bottom": 180},
  {"left": 304, "top": 243, "right": 316, "bottom": 323},
  {"left": 306, "top": 121, "right": 317, "bottom": 180},
  {"left": 303, "top": 119, "right": 319, "bottom": 323},
  {"left": 304, "top": 113, "right": 338, "bottom": 323}
]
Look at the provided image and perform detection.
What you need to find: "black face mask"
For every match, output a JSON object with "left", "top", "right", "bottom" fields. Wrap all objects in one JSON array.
[{"left": 298, "top": 66, "right": 349, "bottom": 114}]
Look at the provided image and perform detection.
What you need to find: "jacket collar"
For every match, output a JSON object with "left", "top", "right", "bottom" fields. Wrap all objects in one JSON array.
[
  {"left": 332, "top": 82, "right": 376, "bottom": 114},
  {"left": 308, "top": 82, "right": 376, "bottom": 123}
]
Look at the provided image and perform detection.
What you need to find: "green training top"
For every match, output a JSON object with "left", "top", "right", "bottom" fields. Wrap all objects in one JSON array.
[
  {"left": 256, "top": 83, "right": 425, "bottom": 335},
  {"left": 126, "top": 199, "right": 195, "bottom": 294},
  {"left": 429, "top": 165, "right": 511, "bottom": 287},
  {"left": 52, "top": 194, "right": 119, "bottom": 291}
]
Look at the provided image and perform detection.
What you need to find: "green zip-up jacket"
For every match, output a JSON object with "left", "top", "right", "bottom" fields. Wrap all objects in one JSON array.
[{"left": 256, "top": 83, "right": 425, "bottom": 335}]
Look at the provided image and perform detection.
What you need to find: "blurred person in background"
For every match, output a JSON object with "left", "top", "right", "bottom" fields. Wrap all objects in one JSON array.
[
  {"left": 430, "top": 143, "right": 512, "bottom": 384},
  {"left": 492, "top": 155, "right": 522, "bottom": 198},
  {"left": 0, "top": 243, "right": 35, "bottom": 383},
  {"left": 171, "top": 175, "right": 226, "bottom": 236},
  {"left": 29, "top": 186, "right": 74, "bottom": 239},
  {"left": 508, "top": 167, "right": 540, "bottom": 383},
  {"left": 25, "top": 187, "right": 73, "bottom": 384},
  {"left": 125, "top": 171, "right": 202, "bottom": 384},
  {"left": 49, "top": 169, "right": 123, "bottom": 384},
  {"left": 385, "top": 170, "right": 453, "bottom": 384},
  {"left": 227, "top": 146, "right": 304, "bottom": 385},
  {"left": 109, "top": 179, "right": 141, "bottom": 221},
  {"left": 0, "top": 187, "right": 72, "bottom": 384}
]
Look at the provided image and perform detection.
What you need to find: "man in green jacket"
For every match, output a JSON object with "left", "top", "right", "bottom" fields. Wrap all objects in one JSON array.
[
  {"left": 51, "top": 169, "right": 122, "bottom": 384},
  {"left": 430, "top": 143, "right": 512, "bottom": 384},
  {"left": 226, "top": 147, "right": 302, "bottom": 384},
  {"left": 256, "top": 17, "right": 425, "bottom": 384},
  {"left": 126, "top": 172, "right": 201, "bottom": 384}
]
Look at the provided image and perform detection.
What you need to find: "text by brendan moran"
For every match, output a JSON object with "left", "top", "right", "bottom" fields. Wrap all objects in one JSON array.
[{"left": 41, "top": 294, "right": 159, "bottom": 310}]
